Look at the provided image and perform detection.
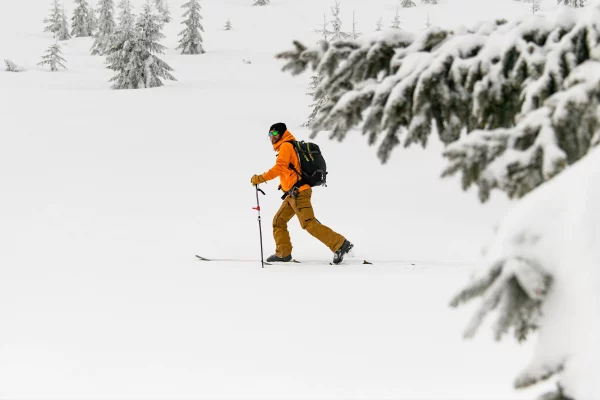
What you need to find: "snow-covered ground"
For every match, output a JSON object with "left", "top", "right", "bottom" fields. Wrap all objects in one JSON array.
[{"left": 0, "top": 0, "right": 567, "bottom": 398}]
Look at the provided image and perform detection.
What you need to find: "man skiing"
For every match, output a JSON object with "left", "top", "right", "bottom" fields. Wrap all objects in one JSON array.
[{"left": 250, "top": 122, "right": 353, "bottom": 264}]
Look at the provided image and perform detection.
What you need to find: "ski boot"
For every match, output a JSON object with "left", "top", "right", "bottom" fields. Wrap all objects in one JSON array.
[
  {"left": 266, "top": 254, "right": 292, "bottom": 262},
  {"left": 333, "top": 240, "right": 354, "bottom": 264}
]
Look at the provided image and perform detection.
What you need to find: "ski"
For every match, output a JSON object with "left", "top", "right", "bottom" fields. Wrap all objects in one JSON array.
[{"left": 195, "top": 255, "right": 372, "bottom": 265}]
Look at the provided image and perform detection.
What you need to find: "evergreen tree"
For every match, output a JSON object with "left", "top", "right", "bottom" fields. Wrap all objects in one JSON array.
[
  {"left": 224, "top": 18, "right": 233, "bottom": 31},
  {"left": 106, "top": 1, "right": 175, "bottom": 89},
  {"left": 329, "top": 0, "right": 351, "bottom": 41},
  {"left": 71, "top": 0, "right": 93, "bottom": 37},
  {"left": 87, "top": 0, "right": 99, "bottom": 33},
  {"left": 558, "top": 0, "right": 586, "bottom": 6},
  {"left": 177, "top": 0, "right": 205, "bottom": 55},
  {"left": 253, "top": 0, "right": 270, "bottom": 5},
  {"left": 155, "top": 0, "right": 171, "bottom": 23},
  {"left": 56, "top": 5, "right": 71, "bottom": 40},
  {"left": 350, "top": 11, "right": 361, "bottom": 39},
  {"left": 424, "top": 13, "right": 431, "bottom": 28},
  {"left": 302, "top": 75, "right": 330, "bottom": 128},
  {"left": 375, "top": 17, "right": 384, "bottom": 32},
  {"left": 5, "top": 59, "right": 25, "bottom": 72},
  {"left": 38, "top": 42, "right": 67, "bottom": 71},
  {"left": 277, "top": 5, "right": 600, "bottom": 203},
  {"left": 90, "top": 0, "right": 116, "bottom": 55},
  {"left": 117, "top": 0, "right": 135, "bottom": 32},
  {"left": 314, "top": 14, "right": 331, "bottom": 43},
  {"left": 401, "top": 0, "right": 416, "bottom": 7},
  {"left": 531, "top": 0, "right": 540, "bottom": 14},
  {"left": 44, "top": 0, "right": 61, "bottom": 34},
  {"left": 390, "top": 6, "right": 401, "bottom": 29},
  {"left": 421, "top": 0, "right": 438, "bottom": 3}
]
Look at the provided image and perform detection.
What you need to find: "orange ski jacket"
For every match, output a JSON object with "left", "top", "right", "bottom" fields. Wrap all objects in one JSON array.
[{"left": 262, "top": 130, "right": 310, "bottom": 193}]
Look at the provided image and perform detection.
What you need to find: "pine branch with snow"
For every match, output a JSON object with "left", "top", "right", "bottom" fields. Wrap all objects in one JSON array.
[
  {"left": 177, "top": 0, "right": 205, "bottom": 55},
  {"left": 90, "top": 0, "right": 115, "bottom": 55},
  {"left": 38, "top": 42, "right": 67, "bottom": 71},
  {"left": 71, "top": 0, "right": 93, "bottom": 37},
  {"left": 451, "top": 146, "right": 600, "bottom": 398},
  {"left": 277, "top": 5, "right": 600, "bottom": 201}
]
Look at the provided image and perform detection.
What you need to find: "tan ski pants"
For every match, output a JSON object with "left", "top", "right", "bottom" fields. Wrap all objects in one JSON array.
[{"left": 272, "top": 188, "right": 345, "bottom": 257}]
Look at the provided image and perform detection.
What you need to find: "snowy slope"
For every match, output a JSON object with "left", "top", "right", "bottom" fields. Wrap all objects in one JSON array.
[{"left": 0, "top": 0, "right": 569, "bottom": 398}]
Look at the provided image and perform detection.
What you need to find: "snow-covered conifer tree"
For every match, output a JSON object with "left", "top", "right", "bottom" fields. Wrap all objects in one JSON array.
[
  {"left": 558, "top": 0, "right": 586, "bottom": 6},
  {"left": 177, "top": 0, "right": 205, "bottom": 55},
  {"left": 106, "top": 1, "right": 175, "bottom": 89},
  {"left": 277, "top": 4, "right": 600, "bottom": 202},
  {"left": 117, "top": 0, "right": 135, "bottom": 32},
  {"left": 87, "top": 0, "right": 98, "bottom": 33},
  {"left": 90, "top": 0, "right": 115, "bottom": 55},
  {"left": 224, "top": 18, "right": 233, "bottom": 31},
  {"left": 155, "top": 0, "right": 171, "bottom": 23},
  {"left": 5, "top": 59, "right": 25, "bottom": 72},
  {"left": 375, "top": 17, "right": 384, "bottom": 32},
  {"left": 253, "top": 0, "right": 270, "bottom": 5},
  {"left": 314, "top": 14, "right": 331, "bottom": 43},
  {"left": 44, "top": 0, "right": 62, "bottom": 34},
  {"left": 71, "top": 0, "right": 93, "bottom": 37},
  {"left": 421, "top": 0, "right": 438, "bottom": 3},
  {"left": 531, "top": 0, "right": 540, "bottom": 14},
  {"left": 38, "top": 42, "right": 67, "bottom": 71},
  {"left": 56, "top": 5, "right": 71, "bottom": 40},
  {"left": 390, "top": 6, "right": 401, "bottom": 28},
  {"left": 350, "top": 11, "right": 361, "bottom": 39},
  {"left": 424, "top": 13, "right": 431, "bottom": 28},
  {"left": 329, "top": 0, "right": 351, "bottom": 41},
  {"left": 401, "top": 0, "right": 416, "bottom": 7}
]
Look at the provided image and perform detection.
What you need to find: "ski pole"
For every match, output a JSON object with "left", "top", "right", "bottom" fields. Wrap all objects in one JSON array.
[{"left": 253, "top": 185, "right": 266, "bottom": 268}]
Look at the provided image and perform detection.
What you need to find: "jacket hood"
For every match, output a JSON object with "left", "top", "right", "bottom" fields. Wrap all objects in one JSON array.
[{"left": 273, "top": 130, "right": 295, "bottom": 151}]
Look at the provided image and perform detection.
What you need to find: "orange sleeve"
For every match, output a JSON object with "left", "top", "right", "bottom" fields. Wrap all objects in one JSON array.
[{"left": 263, "top": 143, "right": 292, "bottom": 181}]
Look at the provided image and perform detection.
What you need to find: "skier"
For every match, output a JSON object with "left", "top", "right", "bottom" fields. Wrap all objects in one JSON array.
[{"left": 250, "top": 123, "right": 353, "bottom": 264}]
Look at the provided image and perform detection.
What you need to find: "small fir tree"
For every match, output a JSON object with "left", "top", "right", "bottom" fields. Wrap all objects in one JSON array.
[
  {"left": 44, "top": 0, "right": 62, "bottom": 34},
  {"left": 424, "top": 13, "right": 431, "bottom": 28},
  {"left": 87, "top": 0, "right": 99, "bottom": 33},
  {"left": 71, "top": 0, "right": 93, "bottom": 37},
  {"left": 558, "top": 0, "right": 586, "bottom": 6},
  {"left": 390, "top": 7, "right": 401, "bottom": 29},
  {"left": 375, "top": 17, "right": 384, "bottom": 32},
  {"left": 531, "top": 0, "right": 540, "bottom": 14},
  {"left": 224, "top": 18, "right": 233, "bottom": 31},
  {"left": 117, "top": 0, "right": 134, "bottom": 32},
  {"left": 90, "top": 0, "right": 116, "bottom": 55},
  {"left": 330, "top": 0, "right": 351, "bottom": 41},
  {"left": 253, "top": 0, "right": 270, "bottom": 5},
  {"left": 314, "top": 13, "right": 331, "bottom": 43},
  {"left": 401, "top": 0, "right": 416, "bottom": 7},
  {"left": 350, "top": 11, "right": 361, "bottom": 39},
  {"left": 155, "top": 0, "right": 171, "bottom": 23},
  {"left": 177, "top": 0, "right": 205, "bottom": 55},
  {"left": 56, "top": 5, "right": 71, "bottom": 40},
  {"left": 5, "top": 59, "right": 25, "bottom": 72},
  {"left": 38, "top": 42, "right": 67, "bottom": 71}
]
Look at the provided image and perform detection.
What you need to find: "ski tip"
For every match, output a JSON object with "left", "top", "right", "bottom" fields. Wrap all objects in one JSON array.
[
  {"left": 195, "top": 255, "right": 210, "bottom": 261},
  {"left": 363, "top": 260, "right": 373, "bottom": 265}
]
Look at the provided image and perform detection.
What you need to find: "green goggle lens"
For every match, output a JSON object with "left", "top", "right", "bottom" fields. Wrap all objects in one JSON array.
[{"left": 268, "top": 130, "right": 279, "bottom": 137}]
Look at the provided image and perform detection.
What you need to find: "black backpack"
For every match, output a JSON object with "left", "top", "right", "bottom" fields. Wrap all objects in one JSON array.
[{"left": 287, "top": 140, "right": 327, "bottom": 188}]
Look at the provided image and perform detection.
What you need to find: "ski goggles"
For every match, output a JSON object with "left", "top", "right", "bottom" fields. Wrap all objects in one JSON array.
[{"left": 268, "top": 130, "right": 280, "bottom": 137}]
